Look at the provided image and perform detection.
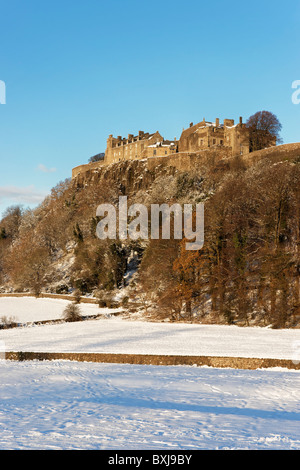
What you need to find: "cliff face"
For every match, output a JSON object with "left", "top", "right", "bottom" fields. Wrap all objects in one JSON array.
[{"left": 72, "top": 158, "right": 179, "bottom": 196}]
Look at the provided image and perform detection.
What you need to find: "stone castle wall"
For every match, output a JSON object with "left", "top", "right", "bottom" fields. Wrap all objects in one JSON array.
[
  {"left": 72, "top": 160, "right": 105, "bottom": 179},
  {"left": 72, "top": 147, "right": 233, "bottom": 181},
  {"left": 147, "top": 148, "right": 232, "bottom": 172}
]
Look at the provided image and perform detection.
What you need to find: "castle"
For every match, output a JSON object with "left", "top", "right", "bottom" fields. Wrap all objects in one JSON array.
[
  {"left": 105, "top": 116, "right": 250, "bottom": 165},
  {"left": 72, "top": 116, "right": 268, "bottom": 178},
  {"left": 105, "top": 131, "right": 177, "bottom": 164}
]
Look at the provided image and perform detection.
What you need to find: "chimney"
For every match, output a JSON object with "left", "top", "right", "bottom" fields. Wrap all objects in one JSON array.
[
  {"left": 239, "top": 116, "right": 243, "bottom": 125},
  {"left": 216, "top": 118, "right": 220, "bottom": 127},
  {"left": 189, "top": 122, "right": 193, "bottom": 128}
]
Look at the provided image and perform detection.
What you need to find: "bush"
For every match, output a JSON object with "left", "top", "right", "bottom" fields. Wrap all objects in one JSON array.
[
  {"left": 55, "top": 284, "right": 69, "bottom": 294},
  {"left": 72, "top": 289, "right": 82, "bottom": 304},
  {"left": 62, "top": 303, "right": 82, "bottom": 322},
  {"left": 0, "top": 315, "right": 18, "bottom": 328},
  {"left": 95, "top": 290, "right": 119, "bottom": 309},
  {"left": 88, "top": 153, "right": 104, "bottom": 163},
  {"left": 121, "top": 296, "right": 129, "bottom": 307},
  {"left": 74, "top": 278, "right": 89, "bottom": 295}
]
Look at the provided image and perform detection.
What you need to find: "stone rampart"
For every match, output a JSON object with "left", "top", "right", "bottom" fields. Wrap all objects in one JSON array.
[
  {"left": 72, "top": 160, "right": 105, "bottom": 179},
  {"left": 147, "top": 148, "right": 232, "bottom": 172}
]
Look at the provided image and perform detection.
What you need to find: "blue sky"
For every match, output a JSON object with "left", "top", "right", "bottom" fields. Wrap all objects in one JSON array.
[{"left": 0, "top": 0, "right": 300, "bottom": 217}]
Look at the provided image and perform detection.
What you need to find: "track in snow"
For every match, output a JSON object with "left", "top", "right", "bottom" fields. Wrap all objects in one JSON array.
[{"left": 0, "top": 360, "right": 299, "bottom": 450}]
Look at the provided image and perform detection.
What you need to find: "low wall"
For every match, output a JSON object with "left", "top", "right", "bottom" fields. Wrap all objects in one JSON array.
[{"left": 4, "top": 351, "right": 300, "bottom": 370}]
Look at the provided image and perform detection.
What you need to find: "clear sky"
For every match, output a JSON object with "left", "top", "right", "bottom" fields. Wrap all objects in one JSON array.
[{"left": 0, "top": 0, "right": 300, "bottom": 217}]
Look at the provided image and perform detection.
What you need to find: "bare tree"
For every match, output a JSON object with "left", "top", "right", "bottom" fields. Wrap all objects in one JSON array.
[
  {"left": 1, "top": 205, "right": 23, "bottom": 240},
  {"left": 246, "top": 110, "right": 282, "bottom": 152},
  {"left": 4, "top": 234, "right": 50, "bottom": 295}
]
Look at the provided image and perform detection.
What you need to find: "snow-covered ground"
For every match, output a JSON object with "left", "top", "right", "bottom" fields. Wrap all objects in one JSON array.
[
  {"left": 0, "top": 297, "right": 299, "bottom": 450},
  {"left": 0, "top": 361, "right": 299, "bottom": 450},
  {"left": 0, "top": 297, "right": 299, "bottom": 359},
  {"left": 0, "top": 296, "right": 113, "bottom": 322}
]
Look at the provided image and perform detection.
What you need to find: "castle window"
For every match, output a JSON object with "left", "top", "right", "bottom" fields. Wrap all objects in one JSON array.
[
  {"left": 213, "top": 139, "right": 216, "bottom": 145},
  {"left": 153, "top": 149, "right": 156, "bottom": 156},
  {"left": 220, "top": 139, "right": 223, "bottom": 145}
]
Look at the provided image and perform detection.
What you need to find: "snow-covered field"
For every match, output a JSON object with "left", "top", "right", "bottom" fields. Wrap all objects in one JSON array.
[
  {"left": 0, "top": 297, "right": 299, "bottom": 450},
  {"left": 0, "top": 296, "right": 113, "bottom": 322},
  {"left": 0, "top": 297, "right": 300, "bottom": 359},
  {"left": 0, "top": 361, "right": 299, "bottom": 450}
]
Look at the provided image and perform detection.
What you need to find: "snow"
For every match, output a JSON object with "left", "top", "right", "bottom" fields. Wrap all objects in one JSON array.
[
  {"left": 0, "top": 297, "right": 299, "bottom": 450},
  {"left": 0, "top": 296, "right": 106, "bottom": 323},
  {"left": 0, "top": 361, "right": 299, "bottom": 450},
  {"left": 0, "top": 298, "right": 299, "bottom": 359}
]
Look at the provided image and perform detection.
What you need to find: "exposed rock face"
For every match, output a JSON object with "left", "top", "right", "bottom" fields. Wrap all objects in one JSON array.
[{"left": 72, "top": 159, "right": 179, "bottom": 196}]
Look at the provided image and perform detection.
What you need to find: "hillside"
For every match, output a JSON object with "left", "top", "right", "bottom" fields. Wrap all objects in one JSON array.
[{"left": 0, "top": 143, "right": 300, "bottom": 328}]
